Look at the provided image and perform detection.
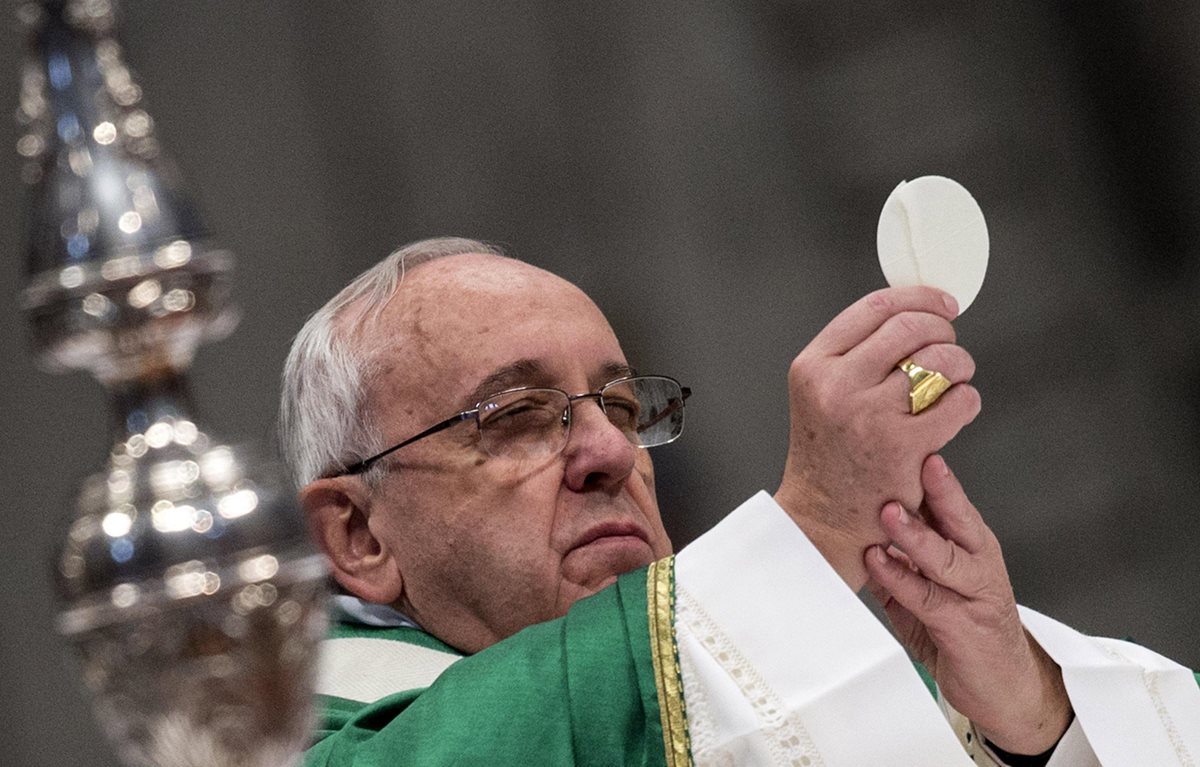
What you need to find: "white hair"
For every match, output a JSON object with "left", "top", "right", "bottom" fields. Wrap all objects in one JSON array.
[{"left": 279, "top": 237, "right": 504, "bottom": 488}]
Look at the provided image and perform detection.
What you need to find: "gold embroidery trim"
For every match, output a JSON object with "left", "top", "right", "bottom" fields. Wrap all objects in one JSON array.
[{"left": 647, "top": 556, "right": 692, "bottom": 767}]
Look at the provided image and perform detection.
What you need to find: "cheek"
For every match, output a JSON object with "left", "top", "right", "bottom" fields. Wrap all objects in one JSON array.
[
  {"left": 630, "top": 455, "right": 672, "bottom": 557},
  {"left": 422, "top": 463, "right": 565, "bottom": 567},
  {"left": 487, "top": 451, "right": 566, "bottom": 493},
  {"left": 377, "top": 472, "right": 482, "bottom": 564},
  {"left": 390, "top": 483, "right": 561, "bottom": 610},
  {"left": 635, "top": 452, "right": 656, "bottom": 491}
]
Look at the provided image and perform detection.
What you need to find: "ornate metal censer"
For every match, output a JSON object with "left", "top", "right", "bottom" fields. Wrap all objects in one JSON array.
[{"left": 16, "top": 2, "right": 326, "bottom": 764}]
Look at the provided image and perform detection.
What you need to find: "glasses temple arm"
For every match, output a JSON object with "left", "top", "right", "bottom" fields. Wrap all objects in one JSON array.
[{"left": 340, "top": 410, "right": 477, "bottom": 475}]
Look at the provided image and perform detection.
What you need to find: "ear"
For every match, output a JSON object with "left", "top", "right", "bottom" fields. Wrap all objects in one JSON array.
[{"left": 299, "top": 476, "right": 404, "bottom": 605}]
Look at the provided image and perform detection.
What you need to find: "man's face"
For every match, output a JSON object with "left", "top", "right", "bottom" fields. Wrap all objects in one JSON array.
[{"left": 355, "top": 254, "right": 672, "bottom": 652}]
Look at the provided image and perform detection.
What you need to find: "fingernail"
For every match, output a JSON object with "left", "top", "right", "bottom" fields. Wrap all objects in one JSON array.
[
  {"left": 896, "top": 506, "right": 911, "bottom": 525},
  {"left": 873, "top": 545, "right": 889, "bottom": 564},
  {"left": 942, "top": 293, "right": 959, "bottom": 317},
  {"left": 931, "top": 454, "right": 949, "bottom": 476}
]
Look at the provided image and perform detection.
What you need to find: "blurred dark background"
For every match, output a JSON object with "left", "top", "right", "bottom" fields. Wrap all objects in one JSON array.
[{"left": 1, "top": 2, "right": 1198, "bottom": 764}]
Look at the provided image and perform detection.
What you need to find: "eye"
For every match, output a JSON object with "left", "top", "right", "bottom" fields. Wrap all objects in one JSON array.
[
  {"left": 479, "top": 394, "right": 563, "bottom": 438},
  {"left": 602, "top": 395, "right": 641, "bottom": 431}
]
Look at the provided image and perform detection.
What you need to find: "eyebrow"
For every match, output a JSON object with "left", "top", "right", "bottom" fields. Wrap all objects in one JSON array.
[
  {"left": 463, "top": 360, "right": 547, "bottom": 407},
  {"left": 462, "top": 359, "right": 637, "bottom": 407},
  {"left": 600, "top": 361, "right": 637, "bottom": 382}
]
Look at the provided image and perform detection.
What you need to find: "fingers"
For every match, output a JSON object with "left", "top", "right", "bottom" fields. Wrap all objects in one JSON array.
[
  {"left": 810, "top": 287, "right": 959, "bottom": 357},
  {"left": 851, "top": 378, "right": 979, "bottom": 489},
  {"left": 877, "top": 497, "right": 987, "bottom": 595},
  {"left": 918, "top": 455, "right": 992, "bottom": 555},
  {"left": 888, "top": 343, "right": 976, "bottom": 391},
  {"left": 885, "top": 544, "right": 917, "bottom": 571},
  {"left": 844, "top": 312, "right": 958, "bottom": 382},
  {"left": 866, "top": 455, "right": 1004, "bottom": 622},
  {"left": 880, "top": 343, "right": 977, "bottom": 412},
  {"left": 865, "top": 540, "right": 964, "bottom": 623}
]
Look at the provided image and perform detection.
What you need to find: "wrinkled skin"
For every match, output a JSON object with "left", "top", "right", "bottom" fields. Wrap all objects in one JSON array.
[
  {"left": 866, "top": 456, "right": 1072, "bottom": 755},
  {"left": 769, "top": 285, "right": 1069, "bottom": 754},
  {"left": 773, "top": 286, "right": 980, "bottom": 588},
  {"left": 302, "top": 254, "right": 672, "bottom": 653},
  {"left": 302, "top": 257, "right": 1069, "bottom": 753}
]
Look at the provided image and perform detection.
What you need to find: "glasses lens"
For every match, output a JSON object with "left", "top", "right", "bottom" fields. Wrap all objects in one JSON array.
[
  {"left": 477, "top": 388, "right": 569, "bottom": 459},
  {"left": 603, "top": 376, "right": 685, "bottom": 448}
]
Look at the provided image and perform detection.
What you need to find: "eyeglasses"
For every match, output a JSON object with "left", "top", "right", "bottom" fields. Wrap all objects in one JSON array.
[{"left": 335, "top": 375, "right": 691, "bottom": 476}]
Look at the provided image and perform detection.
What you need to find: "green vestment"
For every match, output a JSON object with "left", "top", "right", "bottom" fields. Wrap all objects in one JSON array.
[
  {"left": 306, "top": 555, "right": 1200, "bottom": 767},
  {"left": 305, "top": 561, "right": 686, "bottom": 767}
]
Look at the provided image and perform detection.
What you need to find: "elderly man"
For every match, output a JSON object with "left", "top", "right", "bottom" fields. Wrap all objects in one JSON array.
[{"left": 280, "top": 237, "right": 1199, "bottom": 766}]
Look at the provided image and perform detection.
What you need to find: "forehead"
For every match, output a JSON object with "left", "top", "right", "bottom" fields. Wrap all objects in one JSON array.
[{"left": 361, "top": 254, "right": 627, "bottom": 414}]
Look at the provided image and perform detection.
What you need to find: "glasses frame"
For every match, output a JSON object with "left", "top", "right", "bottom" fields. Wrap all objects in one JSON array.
[{"left": 334, "top": 374, "right": 690, "bottom": 477}]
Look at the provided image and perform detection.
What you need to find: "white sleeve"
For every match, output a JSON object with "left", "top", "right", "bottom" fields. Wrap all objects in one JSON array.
[
  {"left": 673, "top": 491, "right": 1200, "bottom": 767},
  {"left": 673, "top": 491, "right": 975, "bottom": 765},
  {"left": 1020, "top": 606, "right": 1200, "bottom": 767},
  {"left": 1039, "top": 720, "right": 1099, "bottom": 767}
]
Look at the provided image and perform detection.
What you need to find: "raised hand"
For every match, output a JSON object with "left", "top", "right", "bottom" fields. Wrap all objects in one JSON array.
[
  {"left": 866, "top": 454, "right": 1072, "bottom": 755},
  {"left": 774, "top": 286, "right": 980, "bottom": 588}
]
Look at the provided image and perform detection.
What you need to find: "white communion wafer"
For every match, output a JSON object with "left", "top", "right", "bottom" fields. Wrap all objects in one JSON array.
[{"left": 876, "top": 175, "right": 989, "bottom": 313}]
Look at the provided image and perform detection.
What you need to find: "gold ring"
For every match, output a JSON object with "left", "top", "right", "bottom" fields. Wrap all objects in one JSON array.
[{"left": 897, "top": 358, "right": 952, "bottom": 414}]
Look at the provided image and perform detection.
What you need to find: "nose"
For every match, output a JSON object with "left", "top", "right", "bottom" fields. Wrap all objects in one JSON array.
[{"left": 561, "top": 396, "right": 637, "bottom": 492}]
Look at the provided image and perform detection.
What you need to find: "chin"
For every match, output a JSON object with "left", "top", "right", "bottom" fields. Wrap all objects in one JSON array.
[
  {"left": 556, "top": 566, "right": 638, "bottom": 614},
  {"left": 592, "top": 573, "right": 621, "bottom": 592},
  {"left": 586, "top": 556, "right": 654, "bottom": 595}
]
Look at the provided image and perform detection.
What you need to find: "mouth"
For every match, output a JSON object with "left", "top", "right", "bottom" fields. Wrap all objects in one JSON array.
[
  {"left": 571, "top": 521, "right": 650, "bottom": 551},
  {"left": 561, "top": 519, "right": 658, "bottom": 591}
]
